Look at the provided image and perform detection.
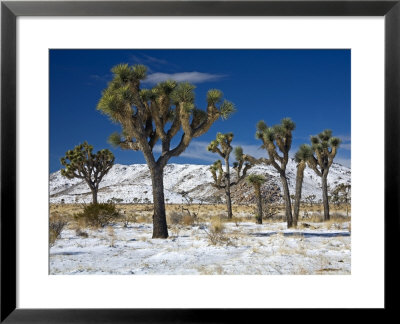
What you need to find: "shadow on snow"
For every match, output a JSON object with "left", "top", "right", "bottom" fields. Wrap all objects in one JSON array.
[{"left": 250, "top": 232, "right": 351, "bottom": 238}]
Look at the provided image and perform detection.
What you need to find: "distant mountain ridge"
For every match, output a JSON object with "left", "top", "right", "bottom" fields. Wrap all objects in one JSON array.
[{"left": 49, "top": 160, "right": 351, "bottom": 204}]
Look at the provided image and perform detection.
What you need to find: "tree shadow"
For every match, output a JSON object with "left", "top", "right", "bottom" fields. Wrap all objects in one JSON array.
[
  {"left": 250, "top": 232, "right": 351, "bottom": 238},
  {"left": 50, "top": 251, "right": 87, "bottom": 256}
]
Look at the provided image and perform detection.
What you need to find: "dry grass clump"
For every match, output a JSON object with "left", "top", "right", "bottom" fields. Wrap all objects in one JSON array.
[
  {"left": 122, "top": 213, "right": 137, "bottom": 228},
  {"left": 182, "top": 214, "right": 194, "bottom": 226},
  {"left": 210, "top": 216, "right": 225, "bottom": 233},
  {"left": 203, "top": 216, "right": 232, "bottom": 245},
  {"left": 107, "top": 226, "right": 116, "bottom": 247},
  {"left": 135, "top": 214, "right": 151, "bottom": 223},
  {"left": 49, "top": 213, "right": 68, "bottom": 247}
]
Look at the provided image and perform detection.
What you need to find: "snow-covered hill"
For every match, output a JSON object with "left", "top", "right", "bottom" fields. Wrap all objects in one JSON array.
[{"left": 49, "top": 160, "right": 351, "bottom": 204}]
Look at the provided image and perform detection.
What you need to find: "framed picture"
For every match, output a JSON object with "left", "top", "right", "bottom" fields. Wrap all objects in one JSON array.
[{"left": 1, "top": 0, "right": 398, "bottom": 321}]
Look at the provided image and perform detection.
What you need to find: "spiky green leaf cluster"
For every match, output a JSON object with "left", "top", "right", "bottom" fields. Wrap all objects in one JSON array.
[
  {"left": 132, "top": 64, "right": 147, "bottom": 80},
  {"left": 330, "top": 137, "right": 341, "bottom": 147},
  {"left": 219, "top": 100, "right": 236, "bottom": 120},
  {"left": 207, "top": 140, "right": 219, "bottom": 152},
  {"left": 310, "top": 130, "right": 341, "bottom": 150},
  {"left": 281, "top": 117, "right": 296, "bottom": 131},
  {"left": 207, "top": 89, "right": 223, "bottom": 105},
  {"left": 318, "top": 129, "right": 332, "bottom": 142},
  {"left": 108, "top": 132, "right": 122, "bottom": 147},
  {"left": 234, "top": 146, "right": 244, "bottom": 161},
  {"left": 153, "top": 80, "right": 177, "bottom": 96},
  {"left": 210, "top": 159, "right": 222, "bottom": 170},
  {"left": 170, "top": 82, "right": 195, "bottom": 104},
  {"left": 60, "top": 142, "right": 114, "bottom": 180},
  {"left": 140, "top": 89, "right": 157, "bottom": 101},
  {"left": 295, "top": 144, "right": 313, "bottom": 163},
  {"left": 247, "top": 174, "right": 266, "bottom": 186}
]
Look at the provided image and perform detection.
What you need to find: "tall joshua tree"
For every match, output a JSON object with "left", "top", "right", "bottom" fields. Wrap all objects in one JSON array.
[
  {"left": 247, "top": 174, "right": 266, "bottom": 224},
  {"left": 246, "top": 118, "right": 296, "bottom": 228},
  {"left": 60, "top": 142, "right": 115, "bottom": 204},
  {"left": 293, "top": 144, "right": 313, "bottom": 227},
  {"left": 97, "top": 64, "right": 235, "bottom": 238},
  {"left": 307, "top": 129, "right": 341, "bottom": 221},
  {"left": 208, "top": 133, "right": 252, "bottom": 218}
]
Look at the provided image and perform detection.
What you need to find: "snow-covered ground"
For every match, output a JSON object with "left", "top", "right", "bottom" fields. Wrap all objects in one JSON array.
[{"left": 50, "top": 221, "right": 351, "bottom": 275}]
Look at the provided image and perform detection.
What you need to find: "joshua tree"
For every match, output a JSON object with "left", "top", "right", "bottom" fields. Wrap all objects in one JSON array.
[
  {"left": 97, "top": 64, "right": 235, "bottom": 238},
  {"left": 245, "top": 118, "right": 296, "bottom": 228},
  {"left": 208, "top": 132, "right": 252, "bottom": 218},
  {"left": 293, "top": 144, "right": 313, "bottom": 227},
  {"left": 60, "top": 142, "right": 115, "bottom": 204},
  {"left": 247, "top": 174, "right": 266, "bottom": 224},
  {"left": 331, "top": 183, "right": 351, "bottom": 217},
  {"left": 307, "top": 129, "right": 341, "bottom": 221}
]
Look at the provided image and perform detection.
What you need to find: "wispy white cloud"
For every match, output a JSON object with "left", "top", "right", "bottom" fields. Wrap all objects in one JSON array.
[
  {"left": 90, "top": 74, "right": 111, "bottom": 82},
  {"left": 153, "top": 141, "right": 215, "bottom": 163},
  {"left": 340, "top": 143, "right": 351, "bottom": 150},
  {"left": 131, "top": 54, "right": 169, "bottom": 66},
  {"left": 337, "top": 135, "right": 351, "bottom": 142},
  {"left": 333, "top": 158, "right": 351, "bottom": 168},
  {"left": 144, "top": 72, "right": 226, "bottom": 85},
  {"left": 154, "top": 141, "right": 266, "bottom": 164},
  {"left": 154, "top": 140, "right": 352, "bottom": 168}
]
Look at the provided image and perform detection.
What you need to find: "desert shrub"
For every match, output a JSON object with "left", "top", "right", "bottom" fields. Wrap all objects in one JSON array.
[
  {"left": 74, "top": 203, "right": 121, "bottom": 228},
  {"left": 168, "top": 211, "right": 184, "bottom": 225},
  {"left": 49, "top": 213, "right": 68, "bottom": 247}
]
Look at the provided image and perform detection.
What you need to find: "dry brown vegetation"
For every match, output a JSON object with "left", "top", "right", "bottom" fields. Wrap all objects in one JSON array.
[{"left": 50, "top": 203, "right": 351, "bottom": 230}]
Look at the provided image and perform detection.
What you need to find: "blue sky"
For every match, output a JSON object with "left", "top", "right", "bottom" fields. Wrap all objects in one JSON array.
[{"left": 50, "top": 49, "right": 351, "bottom": 173}]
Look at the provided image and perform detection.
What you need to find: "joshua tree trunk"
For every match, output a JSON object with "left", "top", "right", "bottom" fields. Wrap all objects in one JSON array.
[
  {"left": 280, "top": 173, "right": 293, "bottom": 228},
  {"left": 293, "top": 163, "right": 306, "bottom": 227},
  {"left": 150, "top": 167, "right": 168, "bottom": 238},
  {"left": 255, "top": 186, "right": 263, "bottom": 224},
  {"left": 91, "top": 189, "right": 98, "bottom": 204},
  {"left": 86, "top": 181, "right": 98, "bottom": 204},
  {"left": 224, "top": 157, "right": 233, "bottom": 219},
  {"left": 225, "top": 187, "right": 233, "bottom": 219},
  {"left": 321, "top": 172, "right": 330, "bottom": 221}
]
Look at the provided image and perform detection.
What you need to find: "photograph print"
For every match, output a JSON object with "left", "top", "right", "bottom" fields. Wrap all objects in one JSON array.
[{"left": 49, "top": 49, "right": 351, "bottom": 275}]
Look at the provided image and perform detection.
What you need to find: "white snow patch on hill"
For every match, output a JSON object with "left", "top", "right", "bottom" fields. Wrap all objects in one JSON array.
[{"left": 49, "top": 160, "right": 351, "bottom": 204}]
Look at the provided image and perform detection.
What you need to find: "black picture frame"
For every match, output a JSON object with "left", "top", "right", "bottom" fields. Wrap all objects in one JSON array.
[{"left": 1, "top": 0, "right": 399, "bottom": 322}]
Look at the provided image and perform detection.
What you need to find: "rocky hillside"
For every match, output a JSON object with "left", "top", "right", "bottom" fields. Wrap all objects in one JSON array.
[{"left": 49, "top": 160, "right": 351, "bottom": 204}]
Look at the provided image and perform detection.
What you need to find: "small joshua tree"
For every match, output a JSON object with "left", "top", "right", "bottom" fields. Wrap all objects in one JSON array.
[
  {"left": 293, "top": 144, "right": 313, "bottom": 227},
  {"left": 307, "top": 129, "right": 341, "bottom": 221},
  {"left": 247, "top": 174, "right": 266, "bottom": 224},
  {"left": 208, "top": 132, "right": 252, "bottom": 218},
  {"left": 331, "top": 183, "right": 351, "bottom": 217},
  {"left": 245, "top": 118, "right": 296, "bottom": 228},
  {"left": 97, "top": 64, "right": 235, "bottom": 238},
  {"left": 60, "top": 142, "right": 114, "bottom": 204}
]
